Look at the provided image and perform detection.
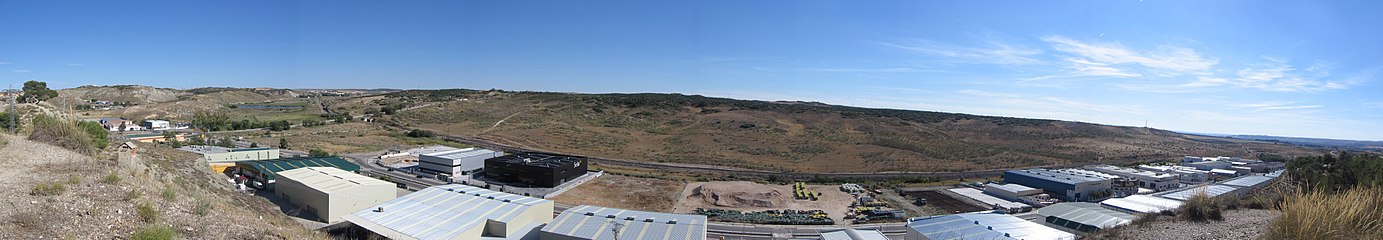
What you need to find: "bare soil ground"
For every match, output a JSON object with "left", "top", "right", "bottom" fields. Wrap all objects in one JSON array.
[
  {"left": 671, "top": 181, "right": 855, "bottom": 224},
  {"left": 240, "top": 122, "right": 433, "bottom": 154},
  {"left": 0, "top": 134, "right": 325, "bottom": 239},
  {"left": 1089, "top": 209, "right": 1279, "bottom": 240},
  {"left": 549, "top": 174, "right": 685, "bottom": 212}
]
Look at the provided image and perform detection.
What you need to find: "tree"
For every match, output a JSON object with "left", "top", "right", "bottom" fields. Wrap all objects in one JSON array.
[
  {"left": 308, "top": 149, "right": 331, "bottom": 157},
  {"left": 20, "top": 80, "right": 58, "bottom": 103},
  {"left": 249, "top": 142, "right": 258, "bottom": 148},
  {"left": 278, "top": 138, "right": 288, "bottom": 149},
  {"left": 75, "top": 121, "right": 109, "bottom": 149},
  {"left": 407, "top": 129, "right": 434, "bottom": 138}
]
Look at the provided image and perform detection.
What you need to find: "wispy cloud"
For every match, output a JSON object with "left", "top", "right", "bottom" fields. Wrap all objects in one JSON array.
[
  {"left": 1361, "top": 101, "right": 1383, "bottom": 109},
  {"left": 63, "top": 63, "right": 84, "bottom": 66},
  {"left": 956, "top": 89, "right": 1022, "bottom": 98},
  {"left": 11, "top": 69, "right": 31, "bottom": 73},
  {"left": 878, "top": 39, "right": 1043, "bottom": 65},
  {"left": 1041, "top": 35, "right": 1218, "bottom": 77},
  {"left": 1176, "top": 58, "right": 1376, "bottom": 92},
  {"left": 799, "top": 67, "right": 944, "bottom": 73},
  {"left": 1235, "top": 101, "right": 1322, "bottom": 111},
  {"left": 0, "top": 61, "right": 11, "bottom": 65}
]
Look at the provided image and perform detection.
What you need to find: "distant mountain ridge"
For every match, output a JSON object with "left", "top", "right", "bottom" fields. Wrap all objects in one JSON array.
[{"left": 1225, "top": 135, "right": 1383, "bottom": 150}]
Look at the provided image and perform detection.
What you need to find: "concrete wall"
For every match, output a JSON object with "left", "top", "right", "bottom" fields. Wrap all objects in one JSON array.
[
  {"left": 276, "top": 174, "right": 395, "bottom": 223},
  {"left": 275, "top": 177, "right": 331, "bottom": 221}
]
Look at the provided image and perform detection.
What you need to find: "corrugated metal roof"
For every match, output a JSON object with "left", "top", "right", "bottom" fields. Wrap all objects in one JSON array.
[
  {"left": 1100, "top": 195, "right": 1183, "bottom": 213},
  {"left": 541, "top": 205, "right": 706, "bottom": 240},
  {"left": 1036, "top": 202, "right": 1135, "bottom": 229},
  {"left": 1006, "top": 169, "right": 1109, "bottom": 185},
  {"left": 907, "top": 213, "right": 1075, "bottom": 240},
  {"left": 276, "top": 167, "right": 392, "bottom": 194},
  {"left": 987, "top": 183, "right": 1037, "bottom": 193},
  {"left": 420, "top": 148, "right": 496, "bottom": 159},
  {"left": 1158, "top": 185, "right": 1239, "bottom": 201},
  {"left": 949, "top": 188, "right": 1029, "bottom": 210},
  {"left": 235, "top": 157, "right": 360, "bottom": 180},
  {"left": 819, "top": 229, "right": 889, "bottom": 240},
  {"left": 1219, "top": 175, "right": 1273, "bottom": 188},
  {"left": 346, "top": 184, "right": 552, "bottom": 240}
]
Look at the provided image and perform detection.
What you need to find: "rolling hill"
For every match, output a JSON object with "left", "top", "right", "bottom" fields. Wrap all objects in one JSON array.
[
  {"left": 55, "top": 85, "right": 307, "bottom": 121},
  {"left": 342, "top": 89, "right": 1328, "bottom": 173}
]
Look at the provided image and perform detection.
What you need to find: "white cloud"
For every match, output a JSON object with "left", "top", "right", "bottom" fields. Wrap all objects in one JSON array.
[
  {"left": 957, "top": 89, "right": 1023, "bottom": 98},
  {"left": 1198, "top": 58, "right": 1377, "bottom": 92},
  {"left": 1361, "top": 101, "right": 1383, "bottom": 109},
  {"left": 63, "top": 63, "right": 84, "bottom": 66},
  {"left": 11, "top": 69, "right": 31, "bottom": 73},
  {"left": 799, "top": 67, "right": 942, "bottom": 73},
  {"left": 0, "top": 61, "right": 11, "bottom": 65},
  {"left": 1234, "top": 101, "right": 1323, "bottom": 111},
  {"left": 878, "top": 39, "right": 1043, "bottom": 65},
  {"left": 1041, "top": 35, "right": 1218, "bottom": 77}
]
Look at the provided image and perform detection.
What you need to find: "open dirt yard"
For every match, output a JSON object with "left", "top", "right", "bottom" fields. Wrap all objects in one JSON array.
[
  {"left": 549, "top": 174, "right": 686, "bottom": 212},
  {"left": 672, "top": 181, "right": 855, "bottom": 224}
]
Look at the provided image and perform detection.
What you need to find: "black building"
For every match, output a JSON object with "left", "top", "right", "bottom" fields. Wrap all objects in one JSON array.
[{"left": 483, "top": 152, "right": 588, "bottom": 187}]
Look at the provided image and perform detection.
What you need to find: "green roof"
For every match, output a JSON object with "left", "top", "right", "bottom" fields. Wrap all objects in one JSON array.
[{"left": 235, "top": 157, "right": 360, "bottom": 180}]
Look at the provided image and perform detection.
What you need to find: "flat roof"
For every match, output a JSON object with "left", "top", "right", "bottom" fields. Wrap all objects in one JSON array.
[
  {"left": 1037, "top": 202, "right": 1136, "bottom": 229},
  {"left": 819, "top": 229, "right": 889, "bottom": 240},
  {"left": 420, "top": 148, "right": 498, "bottom": 160},
  {"left": 987, "top": 183, "right": 1038, "bottom": 193},
  {"left": 277, "top": 167, "right": 392, "bottom": 194},
  {"left": 542, "top": 205, "right": 707, "bottom": 240},
  {"left": 1086, "top": 165, "right": 1177, "bottom": 179},
  {"left": 1100, "top": 195, "right": 1184, "bottom": 213},
  {"left": 949, "top": 188, "right": 1029, "bottom": 209},
  {"left": 1209, "top": 169, "right": 1239, "bottom": 174},
  {"left": 179, "top": 146, "right": 277, "bottom": 155},
  {"left": 907, "top": 213, "right": 1075, "bottom": 240},
  {"left": 1158, "top": 185, "right": 1239, "bottom": 201},
  {"left": 488, "top": 152, "right": 585, "bottom": 168},
  {"left": 345, "top": 184, "right": 552, "bottom": 240},
  {"left": 235, "top": 157, "right": 360, "bottom": 180},
  {"left": 1006, "top": 168, "right": 1110, "bottom": 185}
]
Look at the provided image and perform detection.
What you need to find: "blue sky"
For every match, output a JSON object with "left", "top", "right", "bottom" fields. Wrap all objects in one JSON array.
[{"left": 2, "top": 1, "right": 1381, "bottom": 140}]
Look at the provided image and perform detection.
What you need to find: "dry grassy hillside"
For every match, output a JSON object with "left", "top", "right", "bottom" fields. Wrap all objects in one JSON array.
[
  {"left": 58, "top": 86, "right": 306, "bottom": 120},
  {"left": 53, "top": 85, "right": 188, "bottom": 106},
  {"left": 352, "top": 90, "right": 1325, "bottom": 173},
  {"left": 0, "top": 135, "right": 325, "bottom": 239}
]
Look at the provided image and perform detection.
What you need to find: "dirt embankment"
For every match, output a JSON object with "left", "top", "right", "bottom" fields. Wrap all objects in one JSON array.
[{"left": 0, "top": 135, "right": 326, "bottom": 239}]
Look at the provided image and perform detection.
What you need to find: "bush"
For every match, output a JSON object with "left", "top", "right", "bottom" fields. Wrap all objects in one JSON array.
[
  {"left": 125, "top": 189, "right": 143, "bottom": 200},
  {"left": 136, "top": 202, "right": 158, "bottom": 222},
  {"left": 1178, "top": 194, "right": 1225, "bottom": 222},
  {"left": 407, "top": 129, "right": 435, "bottom": 138},
  {"left": 102, "top": 172, "right": 122, "bottom": 184},
  {"left": 75, "top": 121, "right": 109, "bottom": 149},
  {"left": 1267, "top": 187, "right": 1383, "bottom": 239},
  {"left": 129, "top": 225, "right": 175, "bottom": 240},
  {"left": 28, "top": 115, "right": 98, "bottom": 154},
  {"left": 161, "top": 187, "right": 177, "bottom": 202},
  {"left": 30, "top": 182, "right": 66, "bottom": 196},
  {"left": 309, "top": 149, "right": 332, "bottom": 157},
  {"left": 193, "top": 201, "right": 212, "bottom": 216},
  {"left": 0, "top": 111, "right": 20, "bottom": 132}
]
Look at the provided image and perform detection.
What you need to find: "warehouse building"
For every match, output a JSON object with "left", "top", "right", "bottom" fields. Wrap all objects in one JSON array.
[
  {"left": 418, "top": 148, "right": 503, "bottom": 176},
  {"left": 484, "top": 152, "right": 588, "bottom": 188},
  {"left": 1084, "top": 165, "right": 1180, "bottom": 191},
  {"left": 234, "top": 157, "right": 360, "bottom": 189},
  {"left": 948, "top": 188, "right": 1031, "bottom": 213},
  {"left": 541, "top": 205, "right": 707, "bottom": 240},
  {"left": 125, "top": 133, "right": 185, "bottom": 143},
  {"left": 1157, "top": 184, "right": 1239, "bottom": 201},
  {"left": 180, "top": 146, "right": 281, "bottom": 172},
  {"left": 1036, "top": 202, "right": 1136, "bottom": 233},
  {"left": 1184, "top": 160, "right": 1233, "bottom": 171},
  {"left": 343, "top": 184, "right": 554, "bottom": 240},
  {"left": 905, "top": 212, "right": 1075, "bottom": 240},
  {"left": 274, "top": 167, "right": 395, "bottom": 223},
  {"left": 1138, "top": 165, "right": 1210, "bottom": 184},
  {"left": 819, "top": 228, "right": 889, "bottom": 240},
  {"left": 1004, "top": 169, "right": 1113, "bottom": 202},
  {"left": 1100, "top": 194, "right": 1184, "bottom": 214}
]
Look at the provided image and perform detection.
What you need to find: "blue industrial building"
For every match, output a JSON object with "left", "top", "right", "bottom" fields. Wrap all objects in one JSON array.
[{"left": 1003, "top": 169, "right": 1113, "bottom": 202}]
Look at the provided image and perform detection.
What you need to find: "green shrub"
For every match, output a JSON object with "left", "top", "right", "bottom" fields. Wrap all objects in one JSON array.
[
  {"left": 75, "top": 121, "right": 109, "bottom": 149},
  {"left": 161, "top": 187, "right": 177, "bottom": 202},
  {"left": 129, "top": 225, "right": 175, "bottom": 240},
  {"left": 136, "top": 202, "right": 158, "bottom": 222},
  {"left": 193, "top": 201, "right": 212, "bottom": 216},
  {"left": 28, "top": 115, "right": 97, "bottom": 154},
  {"left": 30, "top": 182, "right": 66, "bottom": 196},
  {"left": 102, "top": 172, "right": 122, "bottom": 184},
  {"left": 125, "top": 189, "right": 143, "bottom": 200}
]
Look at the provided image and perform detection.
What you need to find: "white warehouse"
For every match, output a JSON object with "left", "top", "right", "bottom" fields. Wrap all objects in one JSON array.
[
  {"left": 417, "top": 148, "right": 503, "bottom": 175},
  {"left": 274, "top": 167, "right": 396, "bottom": 223},
  {"left": 1084, "top": 165, "right": 1180, "bottom": 191}
]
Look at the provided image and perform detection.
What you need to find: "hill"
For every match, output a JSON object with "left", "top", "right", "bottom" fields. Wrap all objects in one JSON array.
[
  {"left": 55, "top": 85, "right": 308, "bottom": 121},
  {"left": 1225, "top": 135, "right": 1383, "bottom": 150},
  {"left": 343, "top": 89, "right": 1327, "bottom": 173}
]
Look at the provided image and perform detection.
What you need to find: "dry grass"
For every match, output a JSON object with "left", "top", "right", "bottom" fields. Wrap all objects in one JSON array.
[
  {"left": 1265, "top": 187, "right": 1383, "bottom": 240},
  {"left": 550, "top": 175, "right": 685, "bottom": 212}
]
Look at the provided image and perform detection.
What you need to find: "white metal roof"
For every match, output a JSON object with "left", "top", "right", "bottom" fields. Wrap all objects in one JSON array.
[
  {"left": 1219, "top": 175, "right": 1274, "bottom": 188},
  {"left": 276, "top": 167, "right": 393, "bottom": 194},
  {"left": 542, "top": 205, "right": 706, "bottom": 240},
  {"left": 907, "top": 213, "right": 1075, "bottom": 240},
  {"left": 986, "top": 183, "right": 1038, "bottom": 193},
  {"left": 344, "top": 184, "right": 552, "bottom": 240},
  {"left": 949, "top": 188, "right": 1030, "bottom": 210},
  {"left": 1209, "top": 169, "right": 1239, "bottom": 175},
  {"left": 1158, "top": 185, "right": 1239, "bottom": 201},
  {"left": 420, "top": 148, "right": 497, "bottom": 160},
  {"left": 1037, "top": 202, "right": 1136, "bottom": 229},
  {"left": 819, "top": 229, "right": 889, "bottom": 240},
  {"left": 1100, "top": 195, "right": 1184, "bottom": 213}
]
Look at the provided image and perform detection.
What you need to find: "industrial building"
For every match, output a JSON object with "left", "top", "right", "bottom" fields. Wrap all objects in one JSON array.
[
  {"left": 541, "top": 205, "right": 707, "bottom": 240},
  {"left": 1084, "top": 165, "right": 1180, "bottom": 191},
  {"left": 417, "top": 148, "right": 503, "bottom": 176},
  {"left": 1100, "top": 195, "right": 1184, "bottom": 214},
  {"left": 343, "top": 184, "right": 554, "bottom": 240},
  {"left": 141, "top": 120, "right": 170, "bottom": 130},
  {"left": 234, "top": 157, "right": 360, "bottom": 188},
  {"left": 1184, "top": 160, "right": 1233, "bottom": 171},
  {"left": 1003, "top": 169, "right": 1113, "bottom": 202},
  {"left": 274, "top": 167, "right": 395, "bottom": 222},
  {"left": 983, "top": 183, "right": 1042, "bottom": 200},
  {"left": 948, "top": 188, "right": 1031, "bottom": 213},
  {"left": 125, "top": 133, "right": 185, "bottom": 143},
  {"left": 179, "top": 146, "right": 281, "bottom": 172},
  {"left": 905, "top": 213, "right": 1075, "bottom": 240},
  {"left": 1244, "top": 162, "right": 1286, "bottom": 173},
  {"left": 1157, "top": 184, "right": 1239, "bottom": 201},
  {"left": 819, "top": 229, "right": 889, "bottom": 240},
  {"left": 1036, "top": 202, "right": 1136, "bottom": 233},
  {"left": 1138, "top": 165, "right": 1210, "bottom": 184},
  {"left": 484, "top": 152, "right": 588, "bottom": 188}
]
